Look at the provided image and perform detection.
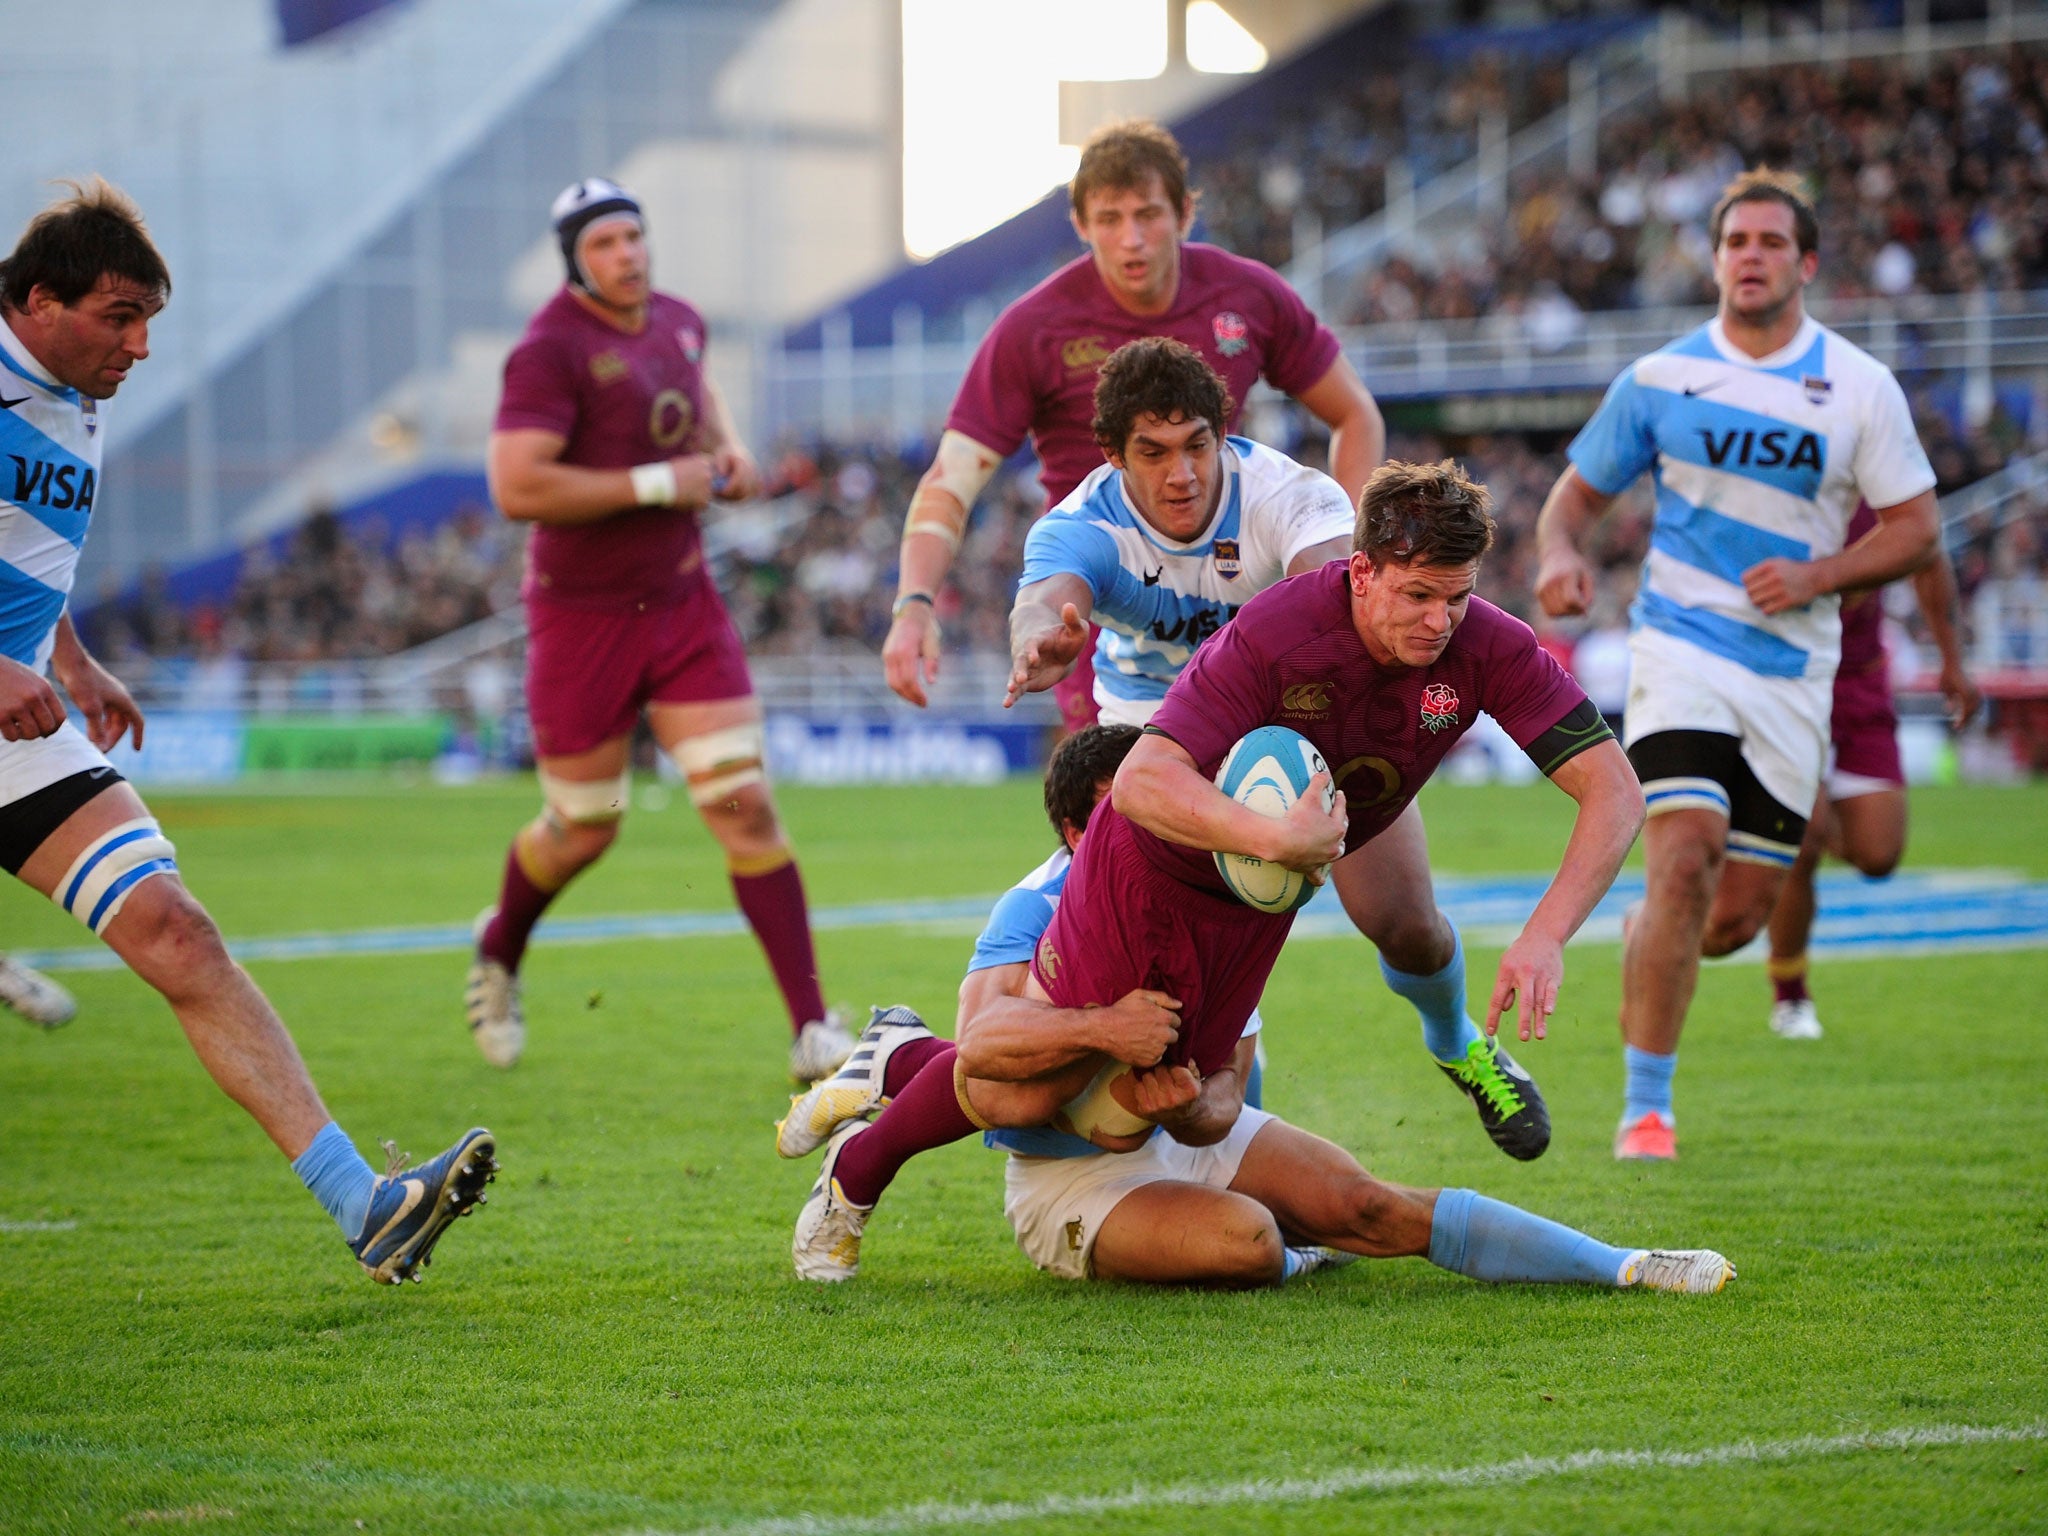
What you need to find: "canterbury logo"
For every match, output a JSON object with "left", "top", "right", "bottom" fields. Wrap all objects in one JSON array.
[{"left": 1280, "top": 683, "right": 1333, "bottom": 715}]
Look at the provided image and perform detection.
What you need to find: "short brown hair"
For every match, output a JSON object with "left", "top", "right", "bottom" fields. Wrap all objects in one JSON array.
[
  {"left": 1709, "top": 167, "right": 1818, "bottom": 255},
  {"left": 1070, "top": 119, "right": 1197, "bottom": 222},
  {"left": 0, "top": 178, "right": 170, "bottom": 313},
  {"left": 1354, "top": 460, "right": 1496, "bottom": 567},
  {"left": 1091, "top": 338, "right": 1229, "bottom": 456},
  {"left": 1044, "top": 724, "right": 1142, "bottom": 841}
]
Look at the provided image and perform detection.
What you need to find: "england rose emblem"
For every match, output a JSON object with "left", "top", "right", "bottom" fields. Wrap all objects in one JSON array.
[
  {"left": 1212, "top": 311, "right": 1249, "bottom": 357},
  {"left": 1419, "top": 683, "right": 1460, "bottom": 734}
]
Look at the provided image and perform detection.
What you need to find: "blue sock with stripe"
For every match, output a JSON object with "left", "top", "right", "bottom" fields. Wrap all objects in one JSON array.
[
  {"left": 1243, "top": 1037, "right": 1265, "bottom": 1111},
  {"left": 1380, "top": 931, "right": 1483, "bottom": 1064},
  {"left": 291, "top": 1121, "right": 377, "bottom": 1242},
  {"left": 1623, "top": 1045, "right": 1677, "bottom": 1124},
  {"left": 1428, "top": 1187, "right": 1632, "bottom": 1285}
]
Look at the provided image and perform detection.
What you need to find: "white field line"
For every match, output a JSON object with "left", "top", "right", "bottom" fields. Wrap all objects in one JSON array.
[{"left": 637, "top": 1422, "right": 2048, "bottom": 1536}]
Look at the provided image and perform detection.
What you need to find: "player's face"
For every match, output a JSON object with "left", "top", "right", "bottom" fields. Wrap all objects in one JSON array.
[
  {"left": 1348, "top": 553, "right": 1478, "bottom": 668},
  {"left": 1712, "top": 201, "right": 1816, "bottom": 326},
  {"left": 28, "top": 275, "right": 162, "bottom": 398},
  {"left": 1109, "top": 411, "right": 1221, "bottom": 540},
  {"left": 1072, "top": 176, "right": 1191, "bottom": 314},
  {"left": 579, "top": 218, "right": 649, "bottom": 311}
]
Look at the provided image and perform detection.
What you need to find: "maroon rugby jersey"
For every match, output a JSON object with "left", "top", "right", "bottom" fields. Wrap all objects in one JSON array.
[
  {"left": 946, "top": 243, "right": 1341, "bottom": 506},
  {"left": 495, "top": 287, "right": 714, "bottom": 608},
  {"left": 1832, "top": 502, "right": 1895, "bottom": 731},
  {"left": 1141, "top": 562, "right": 1592, "bottom": 895}
]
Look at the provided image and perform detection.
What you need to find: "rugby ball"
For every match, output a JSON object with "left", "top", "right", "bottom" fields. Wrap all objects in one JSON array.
[{"left": 1212, "top": 725, "right": 1335, "bottom": 914}]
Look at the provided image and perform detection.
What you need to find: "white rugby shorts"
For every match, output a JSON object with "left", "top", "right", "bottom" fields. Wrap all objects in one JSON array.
[
  {"left": 0, "top": 721, "right": 112, "bottom": 813},
  {"left": 1623, "top": 627, "right": 1830, "bottom": 823},
  {"left": 1002, "top": 1106, "right": 1274, "bottom": 1281}
]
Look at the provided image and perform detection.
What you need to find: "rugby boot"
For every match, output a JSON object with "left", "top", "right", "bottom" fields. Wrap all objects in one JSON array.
[
  {"left": 0, "top": 955, "right": 76, "bottom": 1028},
  {"left": 465, "top": 908, "right": 525, "bottom": 1068},
  {"left": 1286, "top": 1246, "right": 1360, "bottom": 1280},
  {"left": 1769, "top": 998, "right": 1824, "bottom": 1040},
  {"left": 792, "top": 1121, "right": 872, "bottom": 1282},
  {"left": 1613, "top": 1109, "right": 1677, "bottom": 1161},
  {"left": 788, "top": 1005, "right": 858, "bottom": 1085},
  {"left": 777, "top": 1005, "right": 933, "bottom": 1157},
  {"left": 1620, "top": 1248, "right": 1735, "bottom": 1293},
  {"left": 350, "top": 1128, "right": 497, "bottom": 1284},
  {"left": 1437, "top": 1035, "right": 1550, "bottom": 1160}
]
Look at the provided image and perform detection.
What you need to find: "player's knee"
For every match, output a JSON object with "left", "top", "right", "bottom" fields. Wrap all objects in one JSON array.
[
  {"left": 704, "top": 787, "right": 781, "bottom": 852},
  {"left": 674, "top": 722, "right": 769, "bottom": 814},
  {"left": 539, "top": 768, "right": 629, "bottom": 843},
  {"left": 1214, "top": 1210, "right": 1287, "bottom": 1287},
  {"left": 1701, "top": 903, "right": 1768, "bottom": 957},
  {"left": 112, "top": 885, "right": 229, "bottom": 997},
  {"left": 1373, "top": 909, "right": 1453, "bottom": 975},
  {"left": 1843, "top": 838, "right": 1903, "bottom": 880},
  {"left": 1650, "top": 833, "right": 1720, "bottom": 899}
]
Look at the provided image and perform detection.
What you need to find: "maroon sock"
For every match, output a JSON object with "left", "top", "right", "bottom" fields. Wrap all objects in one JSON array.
[
  {"left": 480, "top": 841, "right": 560, "bottom": 972},
  {"left": 882, "top": 1033, "right": 951, "bottom": 1097},
  {"left": 731, "top": 857, "right": 827, "bottom": 1034},
  {"left": 1769, "top": 954, "right": 1810, "bottom": 1005},
  {"left": 1772, "top": 973, "right": 1810, "bottom": 1005},
  {"left": 832, "top": 1042, "right": 975, "bottom": 1208}
]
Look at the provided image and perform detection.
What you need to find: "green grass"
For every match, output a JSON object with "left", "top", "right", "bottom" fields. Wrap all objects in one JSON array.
[{"left": 1, "top": 779, "right": 2044, "bottom": 1534}]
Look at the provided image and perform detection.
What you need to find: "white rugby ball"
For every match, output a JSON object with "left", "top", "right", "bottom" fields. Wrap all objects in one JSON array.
[{"left": 1212, "top": 725, "right": 1335, "bottom": 914}]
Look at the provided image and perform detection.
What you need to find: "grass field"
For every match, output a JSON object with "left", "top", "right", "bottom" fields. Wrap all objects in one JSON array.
[{"left": 2, "top": 777, "right": 2045, "bottom": 1534}]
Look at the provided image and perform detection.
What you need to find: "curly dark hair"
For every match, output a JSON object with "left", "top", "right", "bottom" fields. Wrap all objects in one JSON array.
[
  {"left": 1091, "top": 338, "right": 1230, "bottom": 458},
  {"left": 1044, "top": 724, "right": 1143, "bottom": 842},
  {"left": 1354, "top": 459, "right": 1497, "bottom": 568},
  {"left": 0, "top": 177, "right": 169, "bottom": 313},
  {"left": 1070, "top": 118, "right": 1197, "bottom": 221}
]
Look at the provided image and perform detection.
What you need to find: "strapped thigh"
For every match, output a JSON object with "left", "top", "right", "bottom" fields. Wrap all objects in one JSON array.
[
  {"left": 538, "top": 767, "right": 632, "bottom": 825},
  {"left": 671, "top": 720, "right": 766, "bottom": 806},
  {"left": 54, "top": 818, "right": 179, "bottom": 935}
]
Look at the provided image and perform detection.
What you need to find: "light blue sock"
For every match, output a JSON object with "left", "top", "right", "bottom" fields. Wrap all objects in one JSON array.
[
  {"left": 1623, "top": 1045, "right": 1677, "bottom": 1123},
  {"left": 291, "top": 1121, "right": 377, "bottom": 1242},
  {"left": 1281, "top": 1246, "right": 1308, "bottom": 1281},
  {"left": 1428, "top": 1187, "right": 1632, "bottom": 1286},
  {"left": 1380, "top": 930, "right": 1483, "bottom": 1064}
]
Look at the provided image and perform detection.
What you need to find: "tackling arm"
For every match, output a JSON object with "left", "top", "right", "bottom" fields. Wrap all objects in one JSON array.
[
  {"left": 1292, "top": 356, "right": 1384, "bottom": 506},
  {"left": 1112, "top": 731, "right": 1346, "bottom": 874},
  {"left": 1484, "top": 738, "right": 1644, "bottom": 1041},
  {"left": 1532, "top": 466, "right": 1617, "bottom": 618},
  {"left": 954, "top": 961, "right": 1181, "bottom": 1081},
  {"left": 488, "top": 429, "right": 715, "bottom": 525}
]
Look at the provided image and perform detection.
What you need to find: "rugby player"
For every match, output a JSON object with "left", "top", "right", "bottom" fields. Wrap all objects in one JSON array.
[
  {"left": 0, "top": 951, "right": 75, "bottom": 1027},
  {"left": 1533, "top": 170, "right": 1941, "bottom": 1159},
  {"left": 1005, "top": 337, "right": 1555, "bottom": 1155},
  {"left": 0, "top": 181, "right": 493, "bottom": 1284},
  {"left": 470, "top": 179, "right": 852, "bottom": 1083},
  {"left": 882, "top": 119, "right": 1384, "bottom": 733},
  {"left": 787, "top": 463, "right": 1676, "bottom": 1285},
  {"left": 1763, "top": 506, "right": 1977, "bottom": 1039}
]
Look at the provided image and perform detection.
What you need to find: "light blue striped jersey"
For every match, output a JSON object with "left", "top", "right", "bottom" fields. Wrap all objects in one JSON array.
[
  {"left": 0, "top": 322, "right": 105, "bottom": 671},
  {"left": 1568, "top": 315, "right": 1933, "bottom": 682},
  {"left": 1020, "top": 435, "right": 1352, "bottom": 723}
]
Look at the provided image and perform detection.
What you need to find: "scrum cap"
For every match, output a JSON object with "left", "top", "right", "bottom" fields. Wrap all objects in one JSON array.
[{"left": 551, "top": 178, "right": 642, "bottom": 292}]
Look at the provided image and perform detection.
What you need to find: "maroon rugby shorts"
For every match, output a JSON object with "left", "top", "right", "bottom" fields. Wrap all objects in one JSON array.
[
  {"left": 1829, "top": 660, "right": 1903, "bottom": 788},
  {"left": 1030, "top": 804, "right": 1291, "bottom": 1078},
  {"left": 525, "top": 582, "right": 754, "bottom": 759}
]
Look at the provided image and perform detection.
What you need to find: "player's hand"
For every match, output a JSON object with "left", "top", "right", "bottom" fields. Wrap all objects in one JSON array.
[
  {"left": 54, "top": 650, "right": 144, "bottom": 752},
  {"left": 0, "top": 656, "right": 67, "bottom": 742},
  {"left": 883, "top": 602, "right": 942, "bottom": 708},
  {"left": 1939, "top": 659, "right": 1981, "bottom": 730},
  {"left": 1003, "top": 603, "right": 1090, "bottom": 708},
  {"left": 709, "top": 445, "right": 759, "bottom": 502},
  {"left": 1264, "top": 774, "right": 1347, "bottom": 878},
  {"left": 1743, "top": 557, "right": 1823, "bottom": 615},
  {"left": 1485, "top": 931, "right": 1565, "bottom": 1043},
  {"left": 1534, "top": 548, "right": 1597, "bottom": 617},
  {"left": 1111, "top": 1062, "right": 1203, "bottom": 1123},
  {"left": 1090, "top": 987, "right": 1182, "bottom": 1067},
  {"left": 665, "top": 454, "right": 718, "bottom": 509}
]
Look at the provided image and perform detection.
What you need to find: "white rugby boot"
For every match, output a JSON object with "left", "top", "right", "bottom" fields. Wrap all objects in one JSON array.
[
  {"left": 0, "top": 955, "right": 75, "bottom": 1028},
  {"left": 1285, "top": 1246, "right": 1360, "bottom": 1281},
  {"left": 1769, "top": 998, "right": 1824, "bottom": 1040},
  {"left": 777, "top": 1005, "right": 933, "bottom": 1157},
  {"left": 465, "top": 909, "right": 525, "bottom": 1069},
  {"left": 1620, "top": 1248, "right": 1736, "bottom": 1294},
  {"left": 792, "top": 1121, "right": 873, "bottom": 1282},
  {"left": 788, "top": 1004, "right": 857, "bottom": 1085}
]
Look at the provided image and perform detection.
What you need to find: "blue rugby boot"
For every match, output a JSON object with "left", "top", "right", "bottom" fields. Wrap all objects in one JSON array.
[{"left": 350, "top": 1127, "right": 497, "bottom": 1284}]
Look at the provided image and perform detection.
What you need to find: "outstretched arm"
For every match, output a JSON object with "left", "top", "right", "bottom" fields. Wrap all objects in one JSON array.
[
  {"left": 1485, "top": 738, "right": 1643, "bottom": 1041},
  {"left": 1005, "top": 574, "right": 1096, "bottom": 708}
]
